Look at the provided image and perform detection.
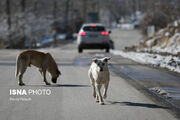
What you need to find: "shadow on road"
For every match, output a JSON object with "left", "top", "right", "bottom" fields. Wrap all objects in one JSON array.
[
  {"left": 107, "top": 101, "right": 168, "bottom": 109},
  {"left": 26, "top": 84, "right": 90, "bottom": 88},
  {"left": 52, "top": 84, "right": 90, "bottom": 87}
]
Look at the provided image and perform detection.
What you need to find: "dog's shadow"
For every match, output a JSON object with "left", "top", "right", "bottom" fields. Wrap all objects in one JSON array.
[
  {"left": 26, "top": 84, "right": 90, "bottom": 88},
  {"left": 106, "top": 101, "right": 168, "bottom": 109},
  {"left": 51, "top": 84, "right": 90, "bottom": 87}
]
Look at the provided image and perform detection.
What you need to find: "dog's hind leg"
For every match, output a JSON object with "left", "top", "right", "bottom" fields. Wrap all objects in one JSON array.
[
  {"left": 42, "top": 70, "right": 51, "bottom": 85},
  {"left": 95, "top": 84, "right": 104, "bottom": 105},
  {"left": 103, "top": 82, "right": 109, "bottom": 99},
  {"left": 39, "top": 69, "right": 43, "bottom": 75}
]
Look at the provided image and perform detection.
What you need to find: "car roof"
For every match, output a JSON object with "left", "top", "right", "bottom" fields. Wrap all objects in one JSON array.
[{"left": 82, "top": 23, "right": 105, "bottom": 27}]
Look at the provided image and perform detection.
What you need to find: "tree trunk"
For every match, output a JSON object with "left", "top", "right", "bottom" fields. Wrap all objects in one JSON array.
[{"left": 6, "top": 0, "right": 11, "bottom": 42}]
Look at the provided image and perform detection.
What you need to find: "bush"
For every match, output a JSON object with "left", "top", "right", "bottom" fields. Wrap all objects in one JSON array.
[{"left": 141, "top": 11, "right": 169, "bottom": 36}]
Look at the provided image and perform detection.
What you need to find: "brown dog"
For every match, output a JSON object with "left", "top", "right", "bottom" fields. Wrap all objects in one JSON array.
[{"left": 15, "top": 50, "right": 61, "bottom": 86}]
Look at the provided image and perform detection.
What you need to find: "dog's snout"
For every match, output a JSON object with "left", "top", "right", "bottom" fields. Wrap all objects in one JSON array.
[
  {"left": 52, "top": 78, "right": 57, "bottom": 83},
  {"left": 100, "top": 68, "right": 103, "bottom": 72}
]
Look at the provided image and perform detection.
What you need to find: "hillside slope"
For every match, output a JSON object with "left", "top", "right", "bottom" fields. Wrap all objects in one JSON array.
[{"left": 127, "top": 20, "right": 180, "bottom": 56}]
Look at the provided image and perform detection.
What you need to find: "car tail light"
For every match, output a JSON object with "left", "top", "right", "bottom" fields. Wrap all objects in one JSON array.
[
  {"left": 79, "top": 32, "right": 86, "bottom": 36},
  {"left": 91, "top": 25, "right": 97, "bottom": 27},
  {"left": 101, "top": 31, "right": 109, "bottom": 35}
]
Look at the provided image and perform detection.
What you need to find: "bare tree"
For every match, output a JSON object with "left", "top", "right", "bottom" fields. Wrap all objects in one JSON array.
[
  {"left": 104, "top": 0, "right": 125, "bottom": 23},
  {"left": 6, "top": 0, "right": 11, "bottom": 42}
]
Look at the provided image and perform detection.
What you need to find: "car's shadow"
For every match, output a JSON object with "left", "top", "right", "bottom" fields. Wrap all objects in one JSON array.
[{"left": 106, "top": 101, "right": 168, "bottom": 109}]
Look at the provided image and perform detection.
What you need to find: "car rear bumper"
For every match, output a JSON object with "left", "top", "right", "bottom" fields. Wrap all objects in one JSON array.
[{"left": 79, "top": 43, "right": 110, "bottom": 49}]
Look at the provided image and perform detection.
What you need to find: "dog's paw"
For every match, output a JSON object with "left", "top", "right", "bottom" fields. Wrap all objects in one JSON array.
[
  {"left": 19, "top": 83, "right": 25, "bottom": 86},
  {"left": 99, "top": 102, "right": 105, "bottom": 105},
  {"left": 45, "top": 82, "right": 51, "bottom": 85},
  {"left": 96, "top": 99, "right": 99, "bottom": 103}
]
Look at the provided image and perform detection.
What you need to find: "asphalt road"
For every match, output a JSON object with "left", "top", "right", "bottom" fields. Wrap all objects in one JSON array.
[
  {"left": 0, "top": 41, "right": 179, "bottom": 120},
  {"left": 110, "top": 29, "right": 143, "bottom": 50}
]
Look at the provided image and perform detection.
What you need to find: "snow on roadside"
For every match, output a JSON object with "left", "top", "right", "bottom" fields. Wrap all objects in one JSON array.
[
  {"left": 128, "top": 20, "right": 180, "bottom": 55},
  {"left": 151, "top": 33, "right": 180, "bottom": 54},
  {"left": 111, "top": 50, "right": 180, "bottom": 73}
]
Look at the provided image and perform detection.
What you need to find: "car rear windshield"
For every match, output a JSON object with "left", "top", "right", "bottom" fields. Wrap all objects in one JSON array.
[{"left": 83, "top": 26, "right": 105, "bottom": 31}]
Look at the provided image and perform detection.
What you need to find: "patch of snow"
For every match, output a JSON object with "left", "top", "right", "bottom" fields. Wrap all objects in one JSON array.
[
  {"left": 149, "top": 87, "right": 171, "bottom": 98},
  {"left": 118, "top": 24, "right": 134, "bottom": 30},
  {"left": 165, "top": 32, "right": 170, "bottom": 37},
  {"left": 150, "top": 33, "right": 180, "bottom": 54},
  {"left": 111, "top": 50, "right": 180, "bottom": 73},
  {"left": 157, "top": 29, "right": 164, "bottom": 36},
  {"left": 146, "top": 38, "right": 154, "bottom": 47},
  {"left": 174, "top": 21, "right": 179, "bottom": 27}
]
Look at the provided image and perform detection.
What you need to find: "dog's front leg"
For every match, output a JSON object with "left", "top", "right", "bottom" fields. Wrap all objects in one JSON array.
[
  {"left": 18, "top": 66, "right": 26, "bottom": 86},
  {"left": 95, "top": 84, "right": 104, "bottom": 105},
  {"left": 19, "top": 73, "right": 25, "bottom": 86},
  {"left": 90, "top": 78, "right": 96, "bottom": 98},
  {"left": 92, "top": 84, "right": 96, "bottom": 99},
  {"left": 42, "top": 70, "right": 51, "bottom": 85},
  {"left": 103, "top": 82, "right": 109, "bottom": 99}
]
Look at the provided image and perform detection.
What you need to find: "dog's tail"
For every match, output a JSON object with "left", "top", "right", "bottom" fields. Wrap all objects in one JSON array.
[{"left": 15, "top": 55, "right": 20, "bottom": 78}]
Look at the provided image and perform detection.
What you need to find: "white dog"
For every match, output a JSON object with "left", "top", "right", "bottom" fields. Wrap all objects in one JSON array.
[{"left": 88, "top": 57, "right": 111, "bottom": 105}]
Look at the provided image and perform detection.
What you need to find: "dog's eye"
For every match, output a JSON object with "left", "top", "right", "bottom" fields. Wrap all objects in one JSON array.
[{"left": 102, "top": 63, "right": 105, "bottom": 66}]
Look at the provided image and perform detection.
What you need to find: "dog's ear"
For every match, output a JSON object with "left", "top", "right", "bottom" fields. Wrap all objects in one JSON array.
[
  {"left": 92, "top": 58, "right": 98, "bottom": 63},
  {"left": 103, "top": 57, "right": 112, "bottom": 62}
]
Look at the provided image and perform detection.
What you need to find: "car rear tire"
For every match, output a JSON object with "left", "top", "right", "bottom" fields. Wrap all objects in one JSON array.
[
  {"left": 78, "top": 48, "right": 83, "bottom": 53},
  {"left": 106, "top": 48, "right": 109, "bottom": 53},
  {"left": 109, "top": 40, "right": 114, "bottom": 49}
]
